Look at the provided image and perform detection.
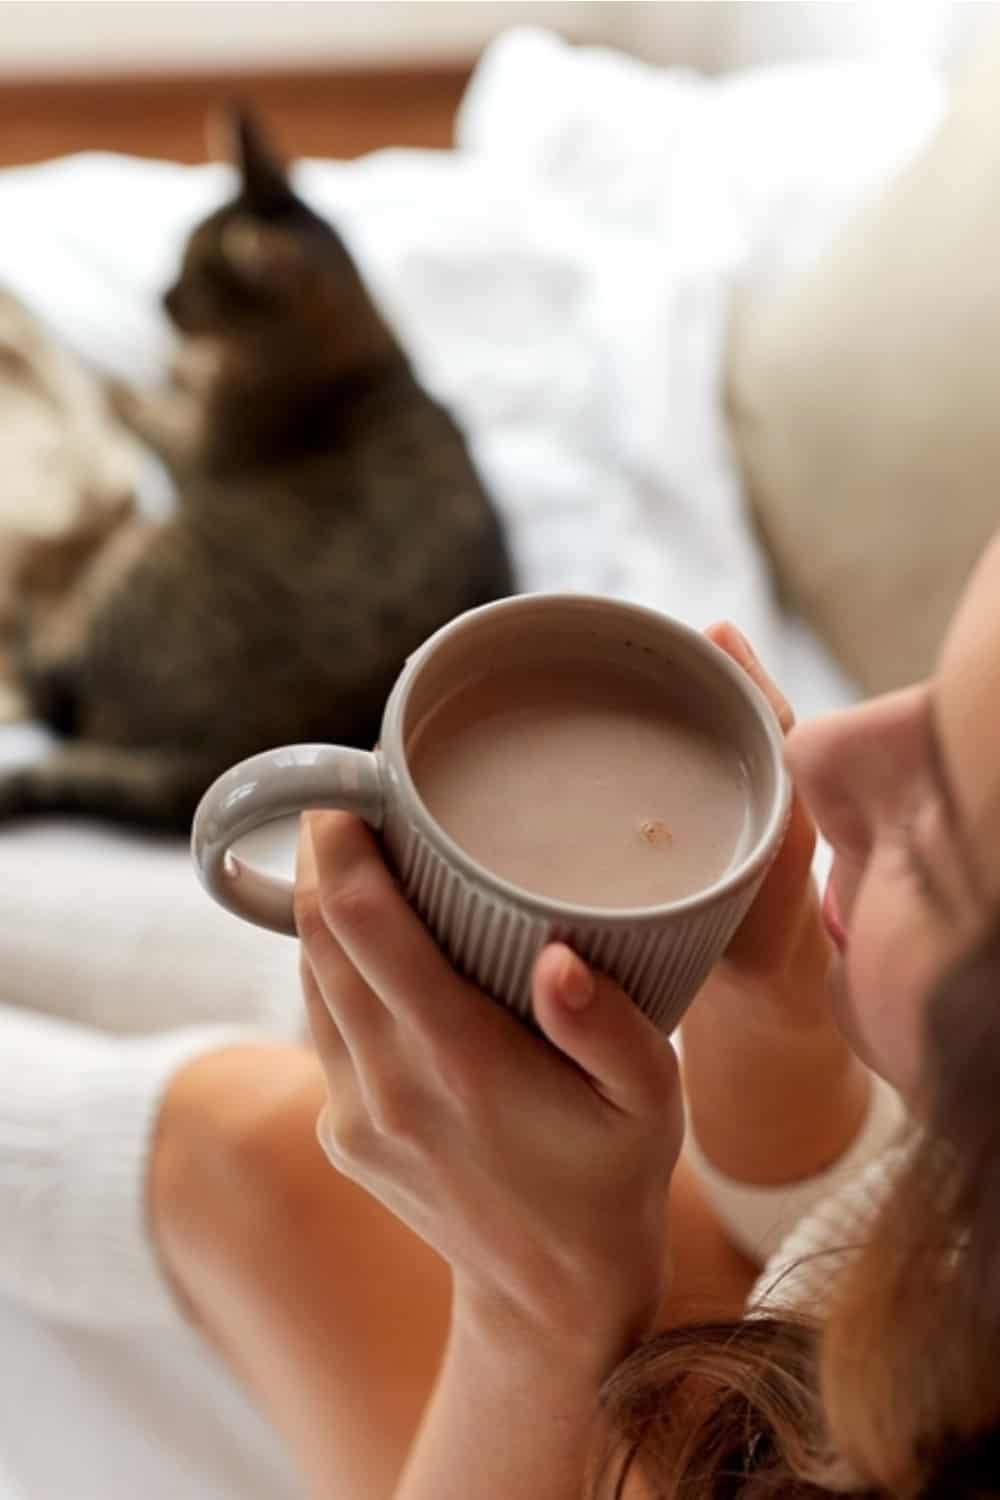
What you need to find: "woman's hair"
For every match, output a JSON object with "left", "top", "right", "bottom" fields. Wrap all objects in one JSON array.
[{"left": 592, "top": 920, "right": 1000, "bottom": 1499}]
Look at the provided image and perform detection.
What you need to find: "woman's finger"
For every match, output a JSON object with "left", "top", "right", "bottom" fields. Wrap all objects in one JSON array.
[
  {"left": 309, "top": 811, "right": 476, "bottom": 1035},
  {"left": 704, "top": 621, "right": 815, "bottom": 862},
  {"left": 295, "top": 810, "right": 319, "bottom": 889},
  {"left": 531, "top": 944, "right": 681, "bottom": 1123},
  {"left": 706, "top": 621, "right": 794, "bottom": 734},
  {"left": 295, "top": 813, "right": 391, "bottom": 1056},
  {"left": 299, "top": 947, "right": 347, "bottom": 1064},
  {"left": 701, "top": 630, "right": 821, "bottom": 970}
]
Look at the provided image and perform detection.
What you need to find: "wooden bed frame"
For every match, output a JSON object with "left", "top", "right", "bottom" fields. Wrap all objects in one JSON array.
[{"left": 0, "top": 63, "right": 472, "bottom": 168}]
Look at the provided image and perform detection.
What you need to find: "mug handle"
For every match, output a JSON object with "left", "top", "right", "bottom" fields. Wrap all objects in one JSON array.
[{"left": 191, "top": 744, "right": 384, "bottom": 936}]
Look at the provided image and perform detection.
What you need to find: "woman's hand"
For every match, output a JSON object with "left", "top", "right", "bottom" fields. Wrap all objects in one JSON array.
[
  {"left": 697, "top": 622, "right": 831, "bottom": 1020},
  {"left": 680, "top": 624, "right": 870, "bottom": 1189},
  {"left": 296, "top": 812, "right": 683, "bottom": 1373}
]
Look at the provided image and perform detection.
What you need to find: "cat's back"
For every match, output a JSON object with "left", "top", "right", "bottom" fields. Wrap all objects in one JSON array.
[
  {"left": 189, "top": 365, "right": 511, "bottom": 614},
  {"left": 86, "top": 366, "right": 511, "bottom": 750}
]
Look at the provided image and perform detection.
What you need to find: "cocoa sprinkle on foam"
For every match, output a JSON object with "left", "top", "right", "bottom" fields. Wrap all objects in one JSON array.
[{"left": 639, "top": 819, "right": 672, "bottom": 846}]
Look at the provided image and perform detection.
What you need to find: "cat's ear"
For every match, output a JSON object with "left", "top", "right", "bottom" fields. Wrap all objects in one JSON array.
[
  {"left": 218, "top": 106, "right": 293, "bottom": 212},
  {"left": 220, "top": 217, "right": 305, "bottom": 292}
]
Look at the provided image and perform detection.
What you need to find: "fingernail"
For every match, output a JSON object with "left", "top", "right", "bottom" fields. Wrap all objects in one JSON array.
[{"left": 559, "top": 952, "right": 594, "bottom": 1011}]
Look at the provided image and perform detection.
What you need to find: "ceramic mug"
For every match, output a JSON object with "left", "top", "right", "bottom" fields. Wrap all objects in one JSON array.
[{"left": 191, "top": 594, "right": 791, "bottom": 1036}]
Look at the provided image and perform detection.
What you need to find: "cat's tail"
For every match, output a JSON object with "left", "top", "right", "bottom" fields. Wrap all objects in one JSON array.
[{"left": 0, "top": 744, "right": 220, "bottom": 834}]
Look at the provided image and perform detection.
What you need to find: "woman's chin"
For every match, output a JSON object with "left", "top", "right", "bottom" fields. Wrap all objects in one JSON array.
[
  {"left": 826, "top": 952, "right": 873, "bottom": 1066},
  {"left": 825, "top": 952, "right": 901, "bottom": 1087}
]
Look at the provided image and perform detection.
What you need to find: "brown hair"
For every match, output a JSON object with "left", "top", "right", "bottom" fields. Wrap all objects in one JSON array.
[{"left": 593, "top": 920, "right": 1000, "bottom": 1498}]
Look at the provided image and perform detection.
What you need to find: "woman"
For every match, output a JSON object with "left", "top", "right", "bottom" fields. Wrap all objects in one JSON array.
[{"left": 153, "top": 531, "right": 1000, "bottom": 1499}]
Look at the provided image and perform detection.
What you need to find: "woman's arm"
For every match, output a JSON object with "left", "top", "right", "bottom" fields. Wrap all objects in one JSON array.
[
  {"left": 398, "top": 1172, "right": 766, "bottom": 1500},
  {"left": 395, "top": 1290, "right": 607, "bottom": 1500},
  {"left": 295, "top": 811, "right": 684, "bottom": 1500},
  {"left": 680, "top": 873, "right": 870, "bottom": 1187},
  {"left": 680, "top": 627, "right": 871, "bottom": 1213}
]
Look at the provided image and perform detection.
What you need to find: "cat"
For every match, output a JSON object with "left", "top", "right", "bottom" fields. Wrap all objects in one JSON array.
[{"left": 1, "top": 109, "right": 514, "bottom": 832}]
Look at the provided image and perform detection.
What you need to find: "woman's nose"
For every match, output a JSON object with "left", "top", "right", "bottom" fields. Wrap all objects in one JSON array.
[
  {"left": 785, "top": 686, "right": 928, "bottom": 856},
  {"left": 785, "top": 706, "right": 878, "bottom": 857}
]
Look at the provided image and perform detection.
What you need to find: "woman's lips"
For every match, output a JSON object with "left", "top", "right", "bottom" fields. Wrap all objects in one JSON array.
[{"left": 822, "top": 878, "right": 848, "bottom": 953}]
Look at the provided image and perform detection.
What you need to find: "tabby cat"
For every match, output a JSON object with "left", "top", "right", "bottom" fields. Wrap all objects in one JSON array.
[{"left": 1, "top": 111, "right": 514, "bottom": 831}]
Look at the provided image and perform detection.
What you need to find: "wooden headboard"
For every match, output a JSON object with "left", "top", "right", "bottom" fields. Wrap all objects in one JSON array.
[{"left": 0, "top": 63, "right": 471, "bottom": 168}]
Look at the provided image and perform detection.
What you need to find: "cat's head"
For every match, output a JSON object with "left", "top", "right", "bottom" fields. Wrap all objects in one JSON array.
[{"left": 163, "top": 109, "right": 394, "bottom": 372}]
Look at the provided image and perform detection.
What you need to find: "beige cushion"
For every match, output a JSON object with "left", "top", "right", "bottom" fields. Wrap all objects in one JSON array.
[{"left": 725, "top": 40, "right": 1000, "bottom": 694}]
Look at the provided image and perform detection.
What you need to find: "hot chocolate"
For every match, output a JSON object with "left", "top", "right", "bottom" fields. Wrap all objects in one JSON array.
[{"left": 407, "top": 659, "right": 750, "bottom": 908}]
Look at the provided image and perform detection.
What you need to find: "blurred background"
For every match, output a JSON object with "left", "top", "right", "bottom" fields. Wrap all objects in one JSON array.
[{"left": 1, "top": 0, "right": 997, "bottom": 167}]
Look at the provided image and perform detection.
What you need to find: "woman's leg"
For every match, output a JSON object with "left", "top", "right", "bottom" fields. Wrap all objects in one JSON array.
[
  {"left": 152, "top": 1043, "right": 452, "bottom": 1500},
  {"left": 154, "top": 1043, "right": 757, "bottom": 1500}
]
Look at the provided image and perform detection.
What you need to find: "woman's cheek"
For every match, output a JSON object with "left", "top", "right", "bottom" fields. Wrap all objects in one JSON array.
[{"left": 838, "top": 913, "right": 927, "bottom": 1097}]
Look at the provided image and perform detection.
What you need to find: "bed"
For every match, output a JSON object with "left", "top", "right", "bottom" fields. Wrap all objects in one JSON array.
[
  {"left": 0, "top": 28, "right": 945, "bottom": 883},
  {"left": 0, "top": 17, "right": 949, "bottom": 1057},
  {"left": 0, "top": 31, "right": 947, "bottom": 1493}
]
